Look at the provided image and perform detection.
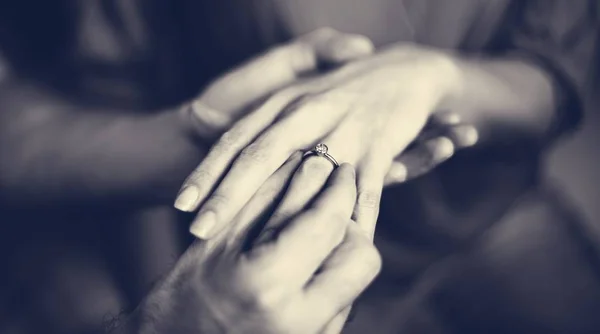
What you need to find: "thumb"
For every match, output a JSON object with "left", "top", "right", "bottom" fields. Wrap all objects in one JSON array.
[{"left": 197, "top": 28, "right": 374, "bottom": 116}]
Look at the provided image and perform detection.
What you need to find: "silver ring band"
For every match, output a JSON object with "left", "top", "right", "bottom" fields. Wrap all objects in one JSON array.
[{"left": 303, "top": 143, "right": 339, "bottom": 168}]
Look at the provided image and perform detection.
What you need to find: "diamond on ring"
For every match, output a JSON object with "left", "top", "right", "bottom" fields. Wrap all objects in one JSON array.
[
  {"left": 303, "top": 143, "right": 339, "bottom": 168},
  {"left": 315, "top": 143, "right": 328, "bottom": 155}
]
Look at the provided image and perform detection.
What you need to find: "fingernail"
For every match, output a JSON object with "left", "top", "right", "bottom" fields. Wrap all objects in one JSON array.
[
  {"left": 454, "top": 125, "right": 479, "bottom": 147},
  {"left": 429, "top": 137, "right": 454, "bottom": 161},
  {"left": 190, "top": 211, "right": 217, "bottom": 239},
  {"left": 174, "top": 185, "right": 200, "bottom": 212}
]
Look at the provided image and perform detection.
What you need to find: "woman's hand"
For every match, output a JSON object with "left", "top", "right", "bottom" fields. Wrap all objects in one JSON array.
[
  {"left": 128, "top": 162, "right": 381, "bottom": 334},
  {"left": 180, "top": 27, "right": 375, "bottom": 142},
  {"left": 175, "top": 43, "right": 467, "bottom": 238},
  {"left": 384, "top": 110, "right": 478, "bottom": 186}
]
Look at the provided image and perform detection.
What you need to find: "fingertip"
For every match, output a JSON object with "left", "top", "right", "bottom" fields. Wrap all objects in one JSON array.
[
  {"left": 452, "top": 124, "right": 479, "bottom": 147},
  {"left": 174, "top": 185, "right": 200, "bottom": 212},
  {"left": 189, "top": 211, "right": 218, "bottom": 239},
  {"left": 427, "top": 136, "right": 455, "bottom": 161}
]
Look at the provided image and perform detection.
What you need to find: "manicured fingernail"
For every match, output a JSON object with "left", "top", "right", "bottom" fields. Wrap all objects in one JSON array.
[
  {"left": 428, "top": 137, "right": 454, "bottom": 161},
  {"left": 190, "top": 211, "right": 217, "bottom": 239},
  {"left": 174, "top": 185, "right": 200, "bottom": 212}
]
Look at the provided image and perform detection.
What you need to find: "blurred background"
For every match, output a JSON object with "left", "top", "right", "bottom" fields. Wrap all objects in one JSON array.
[{"left": 547, "top": 91, "right": 600, "bottom": 239}]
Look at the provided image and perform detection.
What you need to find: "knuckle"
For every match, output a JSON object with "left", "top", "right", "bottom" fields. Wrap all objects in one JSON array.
[
  {"left": 318, "top": 210, "right": 350, "bottom": 236},
  {"left": 357, "top": 190, "right": 380, "bottom": 210},
  {"left": 207, "top": 193, "right": 229, "bottom": 211},
  {"left": 238, "top": 275, "right": 286, "bottom": 314},
  {"left": 269, "top": 209, "right": 292, "bottom": 225},
  {"left": 186, "top": 168, "right": 212, "bottom": 185},
  {"left": 217, "top": 128, "right": 245, "bottom": 152},
  {"left": 239, "top": 142, "right": 270, "bottom": 163}
]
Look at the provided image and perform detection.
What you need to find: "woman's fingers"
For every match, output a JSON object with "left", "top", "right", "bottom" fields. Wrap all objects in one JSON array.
[
  {"left": 426, "top": 111, "right": 479, "bottom": 148},
  {"left": 384, "top": 136, "right": 454, "bottom": 186},
  {"left": 353, "top": 147, "right": 391, "bottom": 239},
  {"left": 183, "top": 89, "right": 354, "bottom": 239},
  {"left": 249, "top": 164, "right": 357, "bottom": 286},
  {"left": 383, "top": 112, "right": 479, "bottom": 186},
  {"left": 221, "top": 152, "right": 304, "bottom": 246}
]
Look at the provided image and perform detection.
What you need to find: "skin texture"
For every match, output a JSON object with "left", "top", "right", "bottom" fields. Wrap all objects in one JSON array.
[
  {"left": 116, "top": 161, "right": 382, "bottom": 334},
  {"left": 0, "top": 27, "right": 466, "bottom": 211},
  {"left": 0, "top": 29, "right": 373, "bottom": 208}
]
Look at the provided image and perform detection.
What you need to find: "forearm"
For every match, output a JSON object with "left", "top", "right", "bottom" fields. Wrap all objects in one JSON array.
[
  {"left": 443, "top": 56, "right": 556, "bottom": 144},
  {"left": 0, "top": 80, "right": 207, "bottom": 208}
]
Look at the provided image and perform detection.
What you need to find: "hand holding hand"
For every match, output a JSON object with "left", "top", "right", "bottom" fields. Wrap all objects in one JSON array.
[
  {"left": 176, "top": 43, "right": 468, "bottom": 238},
  {"left": 131, "top": 162, "right": 381, "bottom": 334}
]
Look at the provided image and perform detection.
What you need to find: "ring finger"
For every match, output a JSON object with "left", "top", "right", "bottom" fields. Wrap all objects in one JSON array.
[{"left": 255, "top": 144, "right": 344, "bottom": 244}]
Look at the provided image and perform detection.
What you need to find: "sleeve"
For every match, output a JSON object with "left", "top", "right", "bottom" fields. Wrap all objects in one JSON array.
[{"left": 487, "top": 0, "right": 598, "bottom": 142}]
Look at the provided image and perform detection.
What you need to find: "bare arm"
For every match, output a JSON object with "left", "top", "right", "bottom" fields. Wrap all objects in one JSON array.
[
  {"left": 445, "top": 0, "right": 596, "bottom": 146},
  {"left": 0, "top": 79, "right": 205, "bottom": 209}
]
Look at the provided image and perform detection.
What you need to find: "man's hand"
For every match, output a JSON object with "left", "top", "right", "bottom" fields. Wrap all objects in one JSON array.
[
  {"left": 180, "top": 27, "right": 375, "bottom": 142},
  {"left": 122, "top": 160, "right": 380, "bottom": 334}
]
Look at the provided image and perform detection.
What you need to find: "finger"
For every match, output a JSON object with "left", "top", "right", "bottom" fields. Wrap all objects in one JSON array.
[
  {"left": 447, "top": 124, "right": 479, "bottom": 148},
  {"left": 353, "top": 149, "right": 391, "bottom": 239},
  {"left": 187, "top": 128, "right": 297, "bottom": 239},
  {"left": 249, "top": 164, "right": 357, "bottom": 286},
  {"left": 254, "top": 154, "right": 335, "bottom": 245},
  {"left": 176, "top": 62, "right": 352, "bottom": 218},
  {"left": 222, "top": 152, "right": 304, "bottom": 246},
  {"left": 305, "top": 30, "right": 375, "bottom": 64},
  {"left": 198, "top": 28, "right": 374, "bottom": 115},
  {"left": 175, "top": 85, "right": 304, "bottom": 213},
  {"left": 384, "top": 136, "right": 454, "bottom": 186},
  {"left": 320, "top": 306, "right": 352, "bottom": 334},
  {"left": 186, "top": 90, "right": 352, "bottom": 239},
  {"left": 429, "top": 110, "right": 461, "bottom": 126},
  {"left": 419, "top": 122, "right": 479, "bottom": 149},
  {"left": 303, "top": 222, "right": 382, "bottom": 325}
]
